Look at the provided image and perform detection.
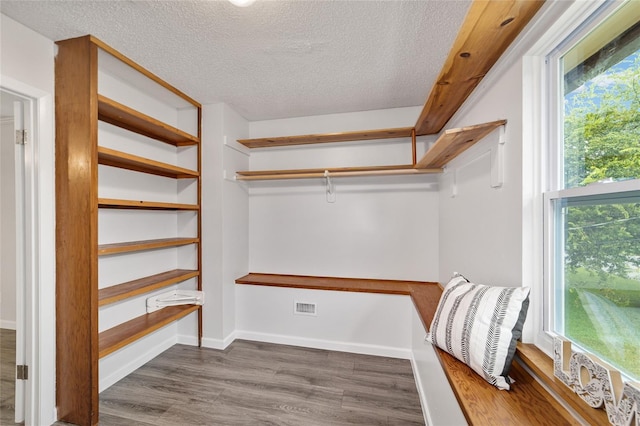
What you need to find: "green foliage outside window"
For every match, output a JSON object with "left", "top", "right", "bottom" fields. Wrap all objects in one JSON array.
[{"left": 561, "top": 49, "right": 640, "bottom": 379}]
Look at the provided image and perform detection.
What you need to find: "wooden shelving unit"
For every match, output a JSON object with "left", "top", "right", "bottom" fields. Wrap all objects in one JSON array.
[
  {"left": 98, "top": 305, "right": 200, "bottom": 358},
  {"left": 236, "top": 164, "right": 441, "bottom": 181},
  {"left": 415, "top": 120, "right": 506, "bottom": 169},
  {"left": 98, "top": 146, "right": 199, "bottom": 179},
  {"left": 98, "top": 95, "right": 199, "bottom": 146},
  {"left": 98, "top": 198, "right": 199, "bottom": 210},
  {"left": 98, "top": 237, "right": 199, "bottom": 255},
  {"left": 235, "top": 120, "right": 504, "bottom": 181},
  {"left": 55, "top": 35, "right": 202, "bottom": 426},
  {"left": 99, "top": 269, "right": 200, "bottom": 306},
  {"left": 237, "top": 127, "right": 415, "bottom": 148}
]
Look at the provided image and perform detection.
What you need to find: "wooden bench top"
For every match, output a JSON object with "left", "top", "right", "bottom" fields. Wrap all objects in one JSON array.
[{"left": 236, "top": 273, "right": 605, "bottom": 425}]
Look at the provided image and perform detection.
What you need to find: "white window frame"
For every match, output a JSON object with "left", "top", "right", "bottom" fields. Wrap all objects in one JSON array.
[{"left": 524, "top": 0, "right": 639, "bottom": 356}]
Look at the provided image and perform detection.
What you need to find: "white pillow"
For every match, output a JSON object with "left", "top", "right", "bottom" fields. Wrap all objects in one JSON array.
[{"left": 426, "top": 275, "right": 530, "bottom": 390}]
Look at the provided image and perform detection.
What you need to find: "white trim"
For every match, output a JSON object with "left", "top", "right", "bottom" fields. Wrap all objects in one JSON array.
[
  {"left": 234, "top": 330, "right": 412, "bottom": 359},
  {"left": 1, "top": 320, "right": 17, "bottom": 330},
  {"left": 1, "top": 75, "right": 55, "bottom": 426},
  {"left": 546, "top": 180, "right": 640, "bottom": 200},
  {"left": 199, "top": 330, "right": 237, "bottom": 350}
]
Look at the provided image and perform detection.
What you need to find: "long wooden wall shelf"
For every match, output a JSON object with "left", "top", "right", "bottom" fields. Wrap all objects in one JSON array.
[
  {"left": 98, "top": 304, "right": 200, "bottom": 358},
  {"left": 237, "top": 127, "right": 414, "bottom": 149},
  {"left": 236, "top": 165, "right": 441, "bottom": 181},
  {"left": 98, "top": 237, "right": 199, "bottom": 256},
  {"left": 98, "top": 146, "right": 199, "bottom": 179},
  {"left": 235, "top": 120, "right": 504, "bottom": 181},
  {"left": 98, "top": 95, "right": 199, "bottom": 147},
  {"left": 415, "top": 119, "right": 506, "bottom": 169},
  {"left": 98, "top": 269, "right": 200, "bottom": 306},
  {"left": 98, "top": 198, "right": 198, "bottom": 210}
]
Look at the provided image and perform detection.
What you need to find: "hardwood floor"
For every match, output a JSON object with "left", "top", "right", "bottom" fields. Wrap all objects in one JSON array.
[
  {"left": 95, "top": 340, "right": 424, "bottom": 425},
  {"left": 4, "top": 333, "right": 423, "bottom": 425},
  {"left": 0, "top": 328, "right": 18, "bottom": 425}
]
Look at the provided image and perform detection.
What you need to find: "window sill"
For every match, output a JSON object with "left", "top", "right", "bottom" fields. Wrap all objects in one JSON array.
[{"left": 515, "top": 343, "right": 609, "bottom": 425}]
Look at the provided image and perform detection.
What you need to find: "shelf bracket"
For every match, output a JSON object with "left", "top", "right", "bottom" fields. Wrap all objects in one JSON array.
[
  {"left": 146, "top": 290, "right": 205, "bottom": 313},
  {"left": 324, "top": 170, "right": 336, "bottom": 203},
  {"left": 490, "top": 125, "right": 506, "bottom": 188}
]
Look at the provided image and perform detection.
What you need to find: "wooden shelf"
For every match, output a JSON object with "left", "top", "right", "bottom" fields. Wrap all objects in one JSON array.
[
  {"left": 235, "top": 120, "right": 504, "bottom": 181},
  {"left": 99, "top": 269, "right": 199, "bottom": 306},
  {"left": 98, "top": 237, "right": 199, "bottom": 256},
  {"left": 236, "top": 164, "right": 441, "bottom": 181},
  {"left": 98, "top": 146, "right": 198, "bottom": 179},
  {"left": 98, "top": 95, "right": 199, "bottom": 146},
  {"left": 236, "top": 273, "right": 438, "bottom": 295},
  {"left": 98, "top": 304, "right": 199, "bottom": 358},
  {"left": 414, "top": 2, "right": 543, "bottom": 135},
  {"left": 98, "top": 198, "right": 198, "bottom": 210},
  {"left": 415, "top": 119, "right": 506, "bottom": 169},
  {"left": 237, "top": 127, "right": 415, "bottom": 148}
]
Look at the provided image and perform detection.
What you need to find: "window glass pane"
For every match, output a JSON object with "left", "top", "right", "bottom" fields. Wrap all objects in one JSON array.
[
  {"left": 561, "top": 6, "right": 640, "bottom": 189},
  {"left": 554, "top": 191, "right": 640, "bottom": 380}
]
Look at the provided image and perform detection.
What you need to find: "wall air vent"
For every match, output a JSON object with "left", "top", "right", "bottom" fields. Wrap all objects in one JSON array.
[{"left": 294, "top": 301, "right": 317, "bottom": 316}]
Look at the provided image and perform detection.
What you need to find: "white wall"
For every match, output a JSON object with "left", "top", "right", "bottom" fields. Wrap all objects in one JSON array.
[
  {"left": 437, "top": 59, "right": 523, "bottom": 288},
  {"left": 248, "top": 107, "right": 438, "bottom": 281},
  {"left": 1, "top": 13, "right": 56, "bottom": 426},
  {"left": 200, "top": 102, "right": 249, "bottom": 348},
  {"left": 237, "top": 285, "right": 414, "bottom": 358},
  {"left": 0, "top": 119, "right": 16, "bottom": 329}
]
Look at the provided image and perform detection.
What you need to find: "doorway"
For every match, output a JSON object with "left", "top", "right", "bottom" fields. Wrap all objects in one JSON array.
[{"left": 0, "top": 89, "right": 27, "bottom": 424}]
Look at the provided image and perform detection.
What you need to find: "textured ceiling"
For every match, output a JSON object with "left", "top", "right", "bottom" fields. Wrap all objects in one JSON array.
[{"left": 1, "top": 0, "right": 471, "bottom": 121}]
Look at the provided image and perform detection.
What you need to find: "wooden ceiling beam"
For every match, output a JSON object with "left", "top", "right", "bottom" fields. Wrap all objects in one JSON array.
[{"left": 414, "top": 0, "right": 544, "bottom": 136}]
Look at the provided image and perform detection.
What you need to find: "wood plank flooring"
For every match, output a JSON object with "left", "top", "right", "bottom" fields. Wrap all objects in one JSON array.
[
  {"left": 94, "top": 340, "right": 424, "bottom": 425},
  {"left": 3, "top": 332, "right": 424, "bottom": 425},
  {"left": 0, "top": 329, "right": 18, "bottom": 425}
]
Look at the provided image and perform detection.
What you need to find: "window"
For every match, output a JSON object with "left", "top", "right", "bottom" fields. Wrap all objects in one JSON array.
[{"left": 545, "top": 1, "right": 640, "bottom": 381}]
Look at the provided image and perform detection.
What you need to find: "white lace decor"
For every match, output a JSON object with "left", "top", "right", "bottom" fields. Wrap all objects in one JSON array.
[{"left": 554, "top": 338, "right": 640, "bottom": 426}]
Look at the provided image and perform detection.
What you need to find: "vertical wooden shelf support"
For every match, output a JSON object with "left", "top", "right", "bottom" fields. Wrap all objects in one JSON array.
[{"left": 55, "top": 35, "right": 100, "bottom": 426}]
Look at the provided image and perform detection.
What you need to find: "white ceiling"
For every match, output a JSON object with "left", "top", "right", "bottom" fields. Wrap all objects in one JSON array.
[{"left": 0, "top": 0, "right": 471, "bottom": 122}]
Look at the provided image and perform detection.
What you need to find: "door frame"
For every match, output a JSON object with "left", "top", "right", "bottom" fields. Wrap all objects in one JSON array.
[{"left": 1, "top": 75, "right": 56, "bottom": 426}]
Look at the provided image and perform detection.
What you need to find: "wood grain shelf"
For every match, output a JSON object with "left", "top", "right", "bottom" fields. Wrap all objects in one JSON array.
[
  {"left": 99, "top": 269, "right": 199, "bottom": 306},
  {"left": 98, "top": 95, "right": 199, "bottom": 146},
  {"left": 237, "top": 127, "right": 415, "bottom": 149},
  {"left": 415, "top": 119, "right": 506, "bottom": 169},
  {"left": 98, "top": 146, "right": 199, "bottom": 179},
  {"left": 98, "top": 304, "right": 200, "bottom": 358},
  {"left": 234, "top": 120, "right": 503, "bottom": 181},
  {"left": 236, "top": 273, "right": 439, "bottom": 295},
  {"left": 414, "top": 1, "right": 543, "bottom": 135},
  {"left": 98, "top": 198, "right": 198, "bottom": 210},
  {"left": 236, "top": 165, "right": 441, "bottom": 181},
  {"left": 98, "top": 237, "right": 199, "bottom": 256}
]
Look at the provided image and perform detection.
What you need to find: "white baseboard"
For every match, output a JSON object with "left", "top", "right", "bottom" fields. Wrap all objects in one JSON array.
[
  {"left": 176, "top": 334, "right": 199, "bottom": 346},
  {"left": 234, "top": 330, "right": 412, "bottom": 359},
  {"left": 99, "top": 335, "right": 177, "bottom": 393},
  {"left": 410, "top": 354, "right": 431, "bottom": 426},
  {"left": 201, "top": 331, "right": 237, "bottom": 350},
  {"left": 1, "top": 320, "right": 16, "bottom": 330},
  {"left": 177, "top": 331, "right": 236, "bottom": 350}
]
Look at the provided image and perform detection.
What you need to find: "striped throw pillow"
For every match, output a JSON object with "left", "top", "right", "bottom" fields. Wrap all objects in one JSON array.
[{"left": 426, "top": 275, "right": 530, "bottom": 390}]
